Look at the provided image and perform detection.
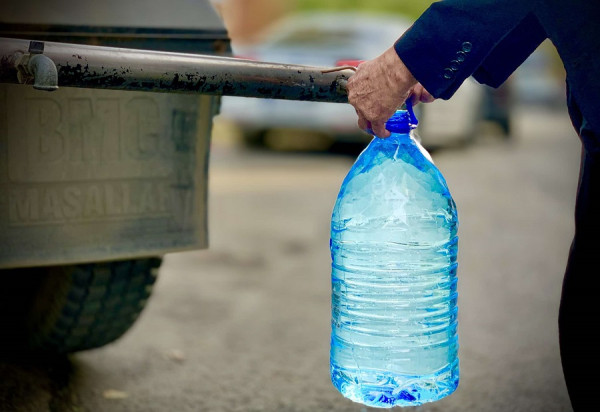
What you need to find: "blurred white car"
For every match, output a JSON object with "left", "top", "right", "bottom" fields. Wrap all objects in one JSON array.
[{"left": 218, "top": 11, "right": 511, "bottom": 151}]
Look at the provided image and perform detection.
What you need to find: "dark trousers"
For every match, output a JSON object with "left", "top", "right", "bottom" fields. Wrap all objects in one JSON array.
[{"left": 559, "top": 98, "right": 600, "bottom": 411}]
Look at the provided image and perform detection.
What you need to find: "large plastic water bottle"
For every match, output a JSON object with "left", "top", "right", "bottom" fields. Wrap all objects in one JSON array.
[{"left": 329, "top": 106, "right": 459, "bottom": 408}]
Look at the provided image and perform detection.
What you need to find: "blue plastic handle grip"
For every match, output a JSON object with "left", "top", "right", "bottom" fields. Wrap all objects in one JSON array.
[
  {"left": 365, "top": 100, "right": 419, "bottom": 136},
  {"left": 406, "top": 99, "right": 419, "bottom": 127}
]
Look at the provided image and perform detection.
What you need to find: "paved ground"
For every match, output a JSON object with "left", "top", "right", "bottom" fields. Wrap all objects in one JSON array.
[{"left": 0, "top": 105, "right": 579, "bottom": 412}]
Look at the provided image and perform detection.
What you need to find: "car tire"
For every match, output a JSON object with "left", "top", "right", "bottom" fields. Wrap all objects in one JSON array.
[
  {"left": 1, "top": 258, "right": 160, "bottom": 354},
  {"left": 241, "top": 129, "right": 267, "bottom": 148},
  {"left": 496, "top": 116, "right": 511, "bottom": 138}
]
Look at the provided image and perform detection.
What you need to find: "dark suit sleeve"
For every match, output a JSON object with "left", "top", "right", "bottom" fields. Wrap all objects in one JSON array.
[
  {"left": 394, "top": 0, "right": 546, "bottom": 99},
  {"left": 472, "top": 12, "right": 547, "bottom": 88}
]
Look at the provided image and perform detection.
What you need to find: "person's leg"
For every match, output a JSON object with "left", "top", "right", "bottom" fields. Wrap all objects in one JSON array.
[{"left": 559, "top": 147, "right": 600, "bottom": 411}]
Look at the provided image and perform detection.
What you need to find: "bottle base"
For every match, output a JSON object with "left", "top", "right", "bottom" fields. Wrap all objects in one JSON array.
[{"left": 330, "top": 361, "right": 459, "bottom": 408}]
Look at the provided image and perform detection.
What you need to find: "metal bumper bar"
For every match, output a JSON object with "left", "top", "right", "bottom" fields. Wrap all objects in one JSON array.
[{"left": 0, "top": 37, "right": 354, "bottom": 103}]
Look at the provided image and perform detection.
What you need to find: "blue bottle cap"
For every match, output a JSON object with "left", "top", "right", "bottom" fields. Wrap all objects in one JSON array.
[
  {"left": 369, "top": 100, "right": 418, "bottom": 135},
  {"left": 385, "top": 110, "right": 415, "bottom": 133}
]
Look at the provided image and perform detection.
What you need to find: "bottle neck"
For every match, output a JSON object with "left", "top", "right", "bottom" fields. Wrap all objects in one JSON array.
[{"left": 383, "top": 130, "right": 414, "bottom": 145}]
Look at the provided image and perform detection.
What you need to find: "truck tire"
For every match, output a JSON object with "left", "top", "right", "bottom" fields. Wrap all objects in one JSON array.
[{"left": 1, "top": 258, "right": 161, "bottom": 354}]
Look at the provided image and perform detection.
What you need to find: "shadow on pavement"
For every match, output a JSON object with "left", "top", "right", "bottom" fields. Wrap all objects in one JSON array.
[{"left": 0, "top": 346, "right": 79, "bottom": 412}]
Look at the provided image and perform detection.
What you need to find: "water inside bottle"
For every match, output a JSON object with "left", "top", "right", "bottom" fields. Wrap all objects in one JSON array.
[{"left": 330, "top": 111, "right": 459, "bottom": 408}]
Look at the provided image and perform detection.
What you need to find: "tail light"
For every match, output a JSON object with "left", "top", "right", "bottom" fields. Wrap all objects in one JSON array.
[{"left": 335, "top": 59, "right": 365, "bottom": 68}]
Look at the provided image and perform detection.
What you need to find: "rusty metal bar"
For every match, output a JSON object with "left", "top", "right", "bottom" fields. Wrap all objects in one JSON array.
[{"left": 0, "top": 37, "right": 354, "bottom": 103}]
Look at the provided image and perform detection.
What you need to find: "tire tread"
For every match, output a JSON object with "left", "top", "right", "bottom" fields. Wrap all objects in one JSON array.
[{"left": 31, "top": 258, "right": 161, "bottom": 353}]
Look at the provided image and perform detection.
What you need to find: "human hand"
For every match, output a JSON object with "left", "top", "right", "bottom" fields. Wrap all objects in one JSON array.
[
  {"left": 347, "top": 47, "right": 428, "bottom": 137},
  {"left": 409, "top": 83, "right": 435, "bottom": 105}
]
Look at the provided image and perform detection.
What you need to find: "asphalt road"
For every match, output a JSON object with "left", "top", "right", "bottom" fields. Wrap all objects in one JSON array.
[{"left": 1, "top": 105, "right": 579, "bottom": 412}]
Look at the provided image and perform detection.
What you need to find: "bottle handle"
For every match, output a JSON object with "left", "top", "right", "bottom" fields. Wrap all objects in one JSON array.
[
  {"left": 365, "top": 99, "right": 419, "bottom": 136},
  {"left": 405, "top": 99, "right": 419, "bottom": 127}
]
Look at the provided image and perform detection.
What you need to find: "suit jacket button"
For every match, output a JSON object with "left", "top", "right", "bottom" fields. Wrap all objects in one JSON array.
[
  {"left": 450, "top": 60, "right": 460, "bottom": 70},
  {"left": 443, "top": 68, "right": 454, "bottom": 79},
  {"left": 456, "top": 51, "right": 466, "bottom": 61},
  {"left": 462, "top": 42, "right": 473, "bottom": 52}
]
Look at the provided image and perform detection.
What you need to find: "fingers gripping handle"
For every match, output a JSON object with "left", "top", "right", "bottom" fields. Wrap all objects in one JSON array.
[{"left": 324, "top": 61, "right": 418, "bottom": 135}]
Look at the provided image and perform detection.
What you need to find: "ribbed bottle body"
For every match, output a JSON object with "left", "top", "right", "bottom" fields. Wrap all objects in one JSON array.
[{"left": 330, "top": 132, "right": 459, "bottom": 408}]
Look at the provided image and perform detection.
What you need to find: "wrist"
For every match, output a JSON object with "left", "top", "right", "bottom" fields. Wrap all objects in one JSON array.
[{"left": 382, "top": 47, "right": 417, "bottom": 90}]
